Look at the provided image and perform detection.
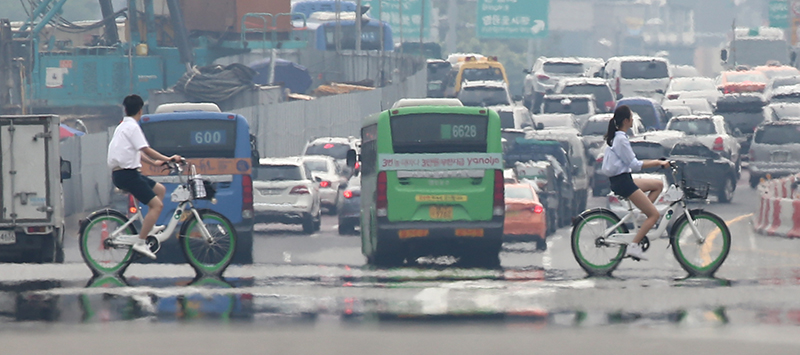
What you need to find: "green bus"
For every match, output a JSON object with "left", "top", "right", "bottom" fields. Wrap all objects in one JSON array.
[{"left": 348, "top": 105, "right": 504, "bottom": 267}]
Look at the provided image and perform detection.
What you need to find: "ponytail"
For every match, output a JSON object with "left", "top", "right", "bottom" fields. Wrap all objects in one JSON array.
[{"left": 604, "top": 105, "right": 632, "bottom": 147}]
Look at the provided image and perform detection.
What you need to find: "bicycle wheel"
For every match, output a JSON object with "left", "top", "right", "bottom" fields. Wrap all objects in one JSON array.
[
  {"left": 79, "top": 210, "right": 136, "bottom": 276},
  {"left": 571, "top": 209, "right": 628, "bottom": 276},
  {"left": 179, "top": 209, "right": 237, "bottom": 276},
  {"left": 670, "top": 210, "right": 731, "bottom": 277}
]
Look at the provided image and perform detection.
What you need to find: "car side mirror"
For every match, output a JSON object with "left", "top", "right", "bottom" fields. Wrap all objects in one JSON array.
[
  {"left": 593, "top": 72, "right": 601, "bottom": 78},
  {"left": 720, "top": 49, "right": 728, "bottom": 62},
  {"left": 655, "top": 89, "right": 664, "bottom": 94},
  {"left": 536, "top": 122, "right": 545, "bottom": 130},
  {"left": 346, "top": 149, "right": 357, "bottom": 168},
  {"left": 523, "top": 69, "right": 531, "bottom": 74},
  {"left": 60, "top": 159, "right": 72, "bottom": 181},
  {"left": 314, "top": 176, "right": 322, "bottom": 182},
  {"left": 616, "top": 93, "right": 624, "bottom": 100}
]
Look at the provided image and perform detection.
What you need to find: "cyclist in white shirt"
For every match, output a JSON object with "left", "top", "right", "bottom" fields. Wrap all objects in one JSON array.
[
  {"left": 107, "top": 95, "right": 181, "bottom": 259},
  {"left": 601, "top": 105, "right": 670, "bottom": 260}
]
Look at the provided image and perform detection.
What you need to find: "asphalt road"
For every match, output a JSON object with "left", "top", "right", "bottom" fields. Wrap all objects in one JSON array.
[{"left": 2, "top": 171, "right": 800, "bottom": 354}]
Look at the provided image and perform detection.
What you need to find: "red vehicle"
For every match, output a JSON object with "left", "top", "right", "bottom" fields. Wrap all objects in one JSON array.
[
  {"left": 503, "top": 183, "right": 547, "bottom": 250},
  {"left": 716, "top": 70, "right": 768, "bottom": 94}
]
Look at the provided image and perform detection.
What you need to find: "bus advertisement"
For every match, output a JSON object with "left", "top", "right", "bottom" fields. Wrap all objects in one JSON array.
[
  {"left": 353, "top": 105, "right": 504, "bottom": 267},
  {"left": 138, "top": 106, "right": 254, "bottom": 265}
]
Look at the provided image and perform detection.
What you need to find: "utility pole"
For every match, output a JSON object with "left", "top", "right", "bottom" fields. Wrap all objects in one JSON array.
[
  {"left": 335, "top": 0, "right": 342, "bottom": 53},
  {"left": 399, "top": 0, "right": 404, "bottom": 53},
  {"left": 356, "top": 0, "right": 362, "bottom": 51},
  {"left": 446, "top": 0, "right": 456, "bottom": 55},
  {"left": 379, "top": 0, "right": 385, "bottom": 85},
  {"left": 419, "top": 0, "right": 425, "bottom": 57}
]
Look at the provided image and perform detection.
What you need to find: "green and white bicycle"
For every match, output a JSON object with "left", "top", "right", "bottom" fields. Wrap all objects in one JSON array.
[
  {"left": 571, "top": 162, "right": 731, "bottom": 277},
  {"left": 79, "top": 160, "right": 236, "bottom": 277}
]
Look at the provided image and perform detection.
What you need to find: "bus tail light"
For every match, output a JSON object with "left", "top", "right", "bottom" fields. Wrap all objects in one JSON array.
[
  {"left": 377, "top": 172, "right": 388, "bottom": 217},
  {"left": 493, "top": 170, "right": 504, "bottom": 217},
  {"left": 290, "top": 185, "right": 310, "bottom": 195},
  {"left": 128, "top": 194, "right": 137, "bottom": 216},
  {"left": 242, "top": 175, "right": 253, "bottom": 219}
]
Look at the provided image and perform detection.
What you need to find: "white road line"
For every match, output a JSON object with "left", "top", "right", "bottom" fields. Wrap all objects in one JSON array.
[
  {"left": 413, "top": 288, "right": 450, "bottom": 315},
  {"left": 282, "top": 251, "right": 292, "bottom": 263}
]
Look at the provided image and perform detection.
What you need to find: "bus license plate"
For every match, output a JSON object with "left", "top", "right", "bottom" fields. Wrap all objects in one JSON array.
[
  {"left": 0, "top": 231, "right": 16, "bottom": 245},
  {"left": 429, "top": 206, "right": 453, "bottom": 220}
]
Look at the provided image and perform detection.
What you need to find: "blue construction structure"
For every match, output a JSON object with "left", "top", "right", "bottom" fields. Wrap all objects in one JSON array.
[{"left": 1, "top": 0, "right": 308, "bottom": 118}]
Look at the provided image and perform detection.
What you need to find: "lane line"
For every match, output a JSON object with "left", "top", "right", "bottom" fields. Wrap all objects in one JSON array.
[{"left": 699, "top": 213, "right": 753, "bottom": 265}]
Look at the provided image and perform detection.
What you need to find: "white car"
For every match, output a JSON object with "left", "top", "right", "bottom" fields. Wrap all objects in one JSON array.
[
  {"left": 302, "top": 155, "right": 347, "bottom": 214},
  {"left": 524, "top": 57, "right": 585, "bottom": 111},
  {"left": 532, "top": 113, "right": 581, "bottom": 131},
  {"left": 662, "top": 98, "right": 714, "bottom": 115},
  {"left": 303, "top": 136, "right": 360, "bottom": 176},
  {"left": 664, "top": 115, "right": 742, "bottom": 169},
  {"left": 540, "top": 94, "right": 597, "bottom": 126},
  {"left": 601, "top": 56, "right": 671, "bottom": 102},
  {"left": 253, "top": 157, "right": 322, "bottom": 234},
  {"left": 491, "top": 105, "right": 534, "bottom": 130},
  {"left": 664, "top": 77, "right": 721, "bottom": 105},
  {"left": 457, "top": 80, "right": 513, "bottom": 107}
]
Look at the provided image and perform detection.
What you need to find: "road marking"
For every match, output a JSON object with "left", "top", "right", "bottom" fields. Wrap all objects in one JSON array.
[
  {"left": 700, "top": 213, "right": 753, "bottom": 265},
  {"left": 413, "top": 288, "right": 449, "bottom": 315},
  {"left": 282, "top": 251, "right": 292, "bottom": 263}
]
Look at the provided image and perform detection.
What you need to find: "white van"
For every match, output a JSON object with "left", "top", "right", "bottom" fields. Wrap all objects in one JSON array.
[{"left": 601, "top": 56, "right": 672, "bottom": 102}]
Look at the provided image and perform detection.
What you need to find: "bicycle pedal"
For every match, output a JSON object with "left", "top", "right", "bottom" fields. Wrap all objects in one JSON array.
[
  {"left": 145, "top": 236, "right": 161, "bottom": 254},
  {"left": 630, "top": 256, "right": 641, "bottom": 262}
]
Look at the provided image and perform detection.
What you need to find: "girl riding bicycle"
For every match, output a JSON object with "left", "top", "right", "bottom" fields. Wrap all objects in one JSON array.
[{"left": 601, "top": 105, "right": 670, "bottom": 260}]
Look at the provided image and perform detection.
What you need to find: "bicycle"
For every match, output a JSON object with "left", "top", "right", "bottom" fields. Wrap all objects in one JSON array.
[
  {"left": 570, "top": 162, "right": 731, "bottom": 277},
  {"left": 79, "top": 161, "right": 237, "bottom": 277}
]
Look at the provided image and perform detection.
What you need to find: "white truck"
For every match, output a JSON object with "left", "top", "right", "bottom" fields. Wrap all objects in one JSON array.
[{"left": 1, "top": 115, "right": 71, "bottom": 263}]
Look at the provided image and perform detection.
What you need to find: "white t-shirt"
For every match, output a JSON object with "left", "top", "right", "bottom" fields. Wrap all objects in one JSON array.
[{"left": 107, "top": 117, "right": 149, "bottom": 170}]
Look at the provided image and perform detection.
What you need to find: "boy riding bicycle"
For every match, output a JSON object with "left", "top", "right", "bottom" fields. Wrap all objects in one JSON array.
[{"left": 107, "top": 95, "right": 181, "bottom": 259}]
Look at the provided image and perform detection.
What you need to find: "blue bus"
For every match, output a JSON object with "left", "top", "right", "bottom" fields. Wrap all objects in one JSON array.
[
  {"left": 138, "top": 103, "right": 254, "bottom": 264},
  {"left": 312, "top": 19, "right": 393, "bottom": 51}
]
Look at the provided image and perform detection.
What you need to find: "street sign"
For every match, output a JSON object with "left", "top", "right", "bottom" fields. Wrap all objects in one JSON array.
[
  {"left": 363, "top": 0, "right": 432, "bottom": 41},
  {"left": 770, "top": 0, "right": 790, "bottom": 28},
  {"left": 476, "top": 0, "right": 549, "bottom": 39}
]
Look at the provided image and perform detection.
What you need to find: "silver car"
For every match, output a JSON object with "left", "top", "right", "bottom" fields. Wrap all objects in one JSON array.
[
  {"left": 748, "top": 121, "right": 800, "bottom": 188},
  {"left": 664, "top": 77, "right": 721, "bottom": 105},
  {"left": 253, "top": 158, "right": 322, "bottom": 234},
  {"left": 302, "top": 155, "right": 347, "bottom": 214},
  {"left": 540, "top": 94, "right": 597, "bottom": 126}
]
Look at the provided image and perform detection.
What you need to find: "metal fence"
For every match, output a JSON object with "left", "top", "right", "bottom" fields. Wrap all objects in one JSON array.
[
  {"left": 60, "top": 130, "right": 113, "bottom": 216},
  {"left": 235, "top": 67, "right": 426, "bottom": 158}
]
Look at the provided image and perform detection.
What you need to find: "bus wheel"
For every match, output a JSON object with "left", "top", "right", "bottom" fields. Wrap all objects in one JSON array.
[{"left": 370, "top": 243, "right": 405, "bottom": 268}]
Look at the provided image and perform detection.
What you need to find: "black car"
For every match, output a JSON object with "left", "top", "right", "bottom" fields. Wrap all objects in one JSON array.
[
  {"left": 714, "top": 94, "right": 767, "bottom": 157},
  {"left": 668, "top": 141, "right": 738, "bottom": 203},
  {"left": 504, "top": 138, "right": 574, "bottom": 228},
  {"left": 337, "top": 175, "right": 361, "bottom": 235}
]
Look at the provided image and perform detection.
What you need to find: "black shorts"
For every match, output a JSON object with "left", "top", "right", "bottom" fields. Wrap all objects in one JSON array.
[
  {"left": 609, "top": 172, "right": 639, "bottom": 198},
  {"left": 112, "top": 169, "right": 157, "bottom": 204}
]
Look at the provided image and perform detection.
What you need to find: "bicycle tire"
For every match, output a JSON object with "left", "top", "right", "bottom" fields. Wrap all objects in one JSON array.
[
  {"left": 670, "top": 209, "right": 731, "bottom": 277},
  {"left": 179, "top": 209, "right": 237, "bottom": 276},
  {"left": 571, "top": 208, "right": 628, "bottom": 277},
  {"left": 79, "top": 210, "right": 136, "bottom": 276}
]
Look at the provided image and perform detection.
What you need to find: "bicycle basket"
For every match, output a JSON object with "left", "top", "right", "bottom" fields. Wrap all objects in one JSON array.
[
  {"left": 681, "top": 179, "right": 710, "bottom": 200},
  {"left": 190, "top": 178, "right": 217, "bottom": 200}
]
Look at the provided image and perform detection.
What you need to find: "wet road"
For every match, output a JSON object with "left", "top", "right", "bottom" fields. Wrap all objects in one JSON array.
[{"left": 2, "top": 171, "right": 800, "bottom": 354}]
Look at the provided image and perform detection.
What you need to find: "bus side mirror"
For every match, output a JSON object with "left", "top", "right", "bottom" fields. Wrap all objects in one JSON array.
[
  {"left": 60, "top": 159, "right": 72, "bottom": 181},
  {"left": 346, "top": 149, "right": 358, "bottom": 168},
  {"left": 720, "top": 49, "right": 728, "bottom": 62}
]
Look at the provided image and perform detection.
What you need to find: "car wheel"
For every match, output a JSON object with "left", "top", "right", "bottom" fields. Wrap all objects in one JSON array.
[
  {"left": 536, "top": 237, "right": 548, "bottom": 251},
  {"left": 718, "top": 177, "right": 735, "bottom": 203},
  {"left": 301, "top": 213, "right": 315, "bottom": 234},
  {"left": 338, "top": 221, "right": 354, "bottom": 235},
  {"left": 314, "top": 211, "right": 322, "bottom": 231}
]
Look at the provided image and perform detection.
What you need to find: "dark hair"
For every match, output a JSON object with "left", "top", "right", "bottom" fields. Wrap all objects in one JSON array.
[
  {"left": 604, "top": 105, "right": 632, "bottom": 146},
  {"left": 123, "top": 95, "right": 144, "bottom": 117}
]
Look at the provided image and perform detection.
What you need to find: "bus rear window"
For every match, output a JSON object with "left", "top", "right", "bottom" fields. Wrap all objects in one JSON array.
[
  {"left": 142, "top": 119, "right": 237, "bottom": 158},
  {"left": 390, "top": 113, "right": 488, "bottom": 153}
]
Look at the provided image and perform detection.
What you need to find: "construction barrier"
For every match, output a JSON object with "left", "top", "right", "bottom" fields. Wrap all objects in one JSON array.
[{"left": 754, "top": 174, "right": 800, "bottom": 238}]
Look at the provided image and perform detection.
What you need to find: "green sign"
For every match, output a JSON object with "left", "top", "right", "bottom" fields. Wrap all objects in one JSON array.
[
  {"left": 477, "top": 0, "right": 549, "bottom": 39},
  {"left": 363, "top": 0, "right": 432, "bottom": 40},
  {"left": 769, "top": 0, "right": 790, "bottom": 29}
]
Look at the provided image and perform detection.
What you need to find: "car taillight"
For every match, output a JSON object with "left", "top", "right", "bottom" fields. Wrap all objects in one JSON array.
[
  {"left": 604, "top": 101, "right": 615, "bottom": 111},
  {"left": 354, "top": 161, "right": 360, "bottom": 170},
  {"left": 343, "top": 190, "right": 353, "bottom": 199},
  {"left": 290, "top": 185, "right": 310, "bottom": 195},
  {"left": 533, "top": 205, "right": 544, "bottom": 214},
  {"left": 320, "top": 180, "right": 330, "bottom": 188},
  {"left": 536, "top": 74, "right": 550, "bottom": 81},
  {"left": 128, "top": 194, "right": 137, "bottom": 216},
  {"left": 377, "top": 172, "right": 388, "bottom": 217},
  {"left": 242, "top": 175, "right": 253, "bottom": 218},
  {"left": 713, "top": 137, "right": 724, "bottom": 151},
  {"left": 493, "top": 170, "right": 504, "bottom": 217},
  {"left": 667, "top": 94, "right": 679, "bottom": 100}
]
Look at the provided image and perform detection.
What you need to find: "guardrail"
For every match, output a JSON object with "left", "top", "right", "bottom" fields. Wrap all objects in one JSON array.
[{"left": 754, "top": 174, "right": 800, "bottom": 238}]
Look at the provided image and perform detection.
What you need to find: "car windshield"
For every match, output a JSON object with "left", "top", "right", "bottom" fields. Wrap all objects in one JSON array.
[
  {"left": 718, "top": 111, "right": 765, "bottom": 133},
  {"left": 458, "top": 86, "right": 510, "bottom": 106},
  {"left": 770, "top": 105, "right": 800, "bottom": 119},
  {"left": 542, "top": 98, "right": 590, "bottom": 115},
  {"left": 620, "top": 60, "right": 669, "bottom": 79},
  {"left": 670, "top": 144, "right": 718, "bottom": 158},
  {"left": 669, "top": 79, "right": 715, "bottom": 91},
  {"left": 505, "top": 186, "right": 533, "bottom": 200},
  {"left": 755, "top": 125, "right": 800, "bottom": 144},
  {"left": 253, "top": 165, "right": 302, "bottom": 181},
  {"left": 726, "top": 72, "right": 768, "bottom": 83},
  {"left": 543, "top": 62, "right": 583, "bottom": 74},
  {"left": 304, "top": 160, "right": 329, "bottom": 172},
  {"left": 582, "top": 119, "right": 609, "bottom": 136},
  {"left": 667, "top": 119, "right": 716, "bottom": 135},
  {"left": 305, "top": 142, "right": 350, "bottom": 160},
  {"left": 560, "top": 84, "right": 614, "bottom": 108},
  {"left": 625, "top": 103, "right": 659, "bottom": 128},
  {"left": 462, "top": 67, "right": 505, "bottom": 82}
]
